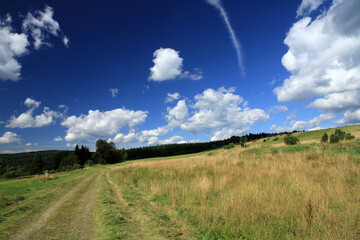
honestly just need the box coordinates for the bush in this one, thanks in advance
[223,143,235,149]
[321,133,328,143]
[84,160,95,167]
[346,133,355,140]
[330,133,340,143]
[334,129,346,140]
[284,134,299,145]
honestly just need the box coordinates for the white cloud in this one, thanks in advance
[53,136,63,142]
[63,36,69,47]
[206,0,244,74]
[66,143,77,148]
[297,0,326,17]
[181,87,268,138]
[25,143,31,146]
[0,131,21,144]
[165,92,181,103]
[159,136,184,145]
[109,88,119,98]
[274,0,360,117]
[149,48,183,81]
[149,48,203,81]
[6,98,61,128]
[22,5,68,49]
[308,90,360,113]
[269,105,288,114]
[61,108,148,142]
[335,109,360,126]
[180,68,203,80]
[0,15,29,81]
[0,6,67,81]
[271,113,335,132]
[111,87,268,144]
[24,97,41,109]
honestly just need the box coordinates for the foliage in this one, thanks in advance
[321,133,328,143]
[330,134,340,143]
[0,158,7,176]
[223,143,235,149]
[29,154,44,175]
[334,128,346,140]
[284,134,300,145]
[94,140,126,164]
[75,145,92,166]
[346,133,355,140]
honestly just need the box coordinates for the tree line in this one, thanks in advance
[0,131,291,179]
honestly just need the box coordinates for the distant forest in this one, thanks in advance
[0,131,293,179]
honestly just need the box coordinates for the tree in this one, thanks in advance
[94,140,125,164]
[0,158,7,176]
[330,134,340,143]
[30,154,44,175]
[334,129,346,140]
[321,133,328,143]
[74,145,91,166]
[284,134,299,145]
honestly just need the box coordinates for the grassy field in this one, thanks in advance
[0,125,359,239]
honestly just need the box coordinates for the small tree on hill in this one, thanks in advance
[284,134,299,145]
[334,129,346,140]
[321,133,328,143]
[330,134,340,143]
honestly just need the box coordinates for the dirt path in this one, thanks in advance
[11,172,100,240]
[103,168,195,240]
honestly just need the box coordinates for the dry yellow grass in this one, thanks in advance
[111,145,360,239]
[33,174,58,182]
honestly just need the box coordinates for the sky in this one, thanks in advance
[0,0,359,153]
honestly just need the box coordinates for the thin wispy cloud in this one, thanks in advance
[206,0,244,75]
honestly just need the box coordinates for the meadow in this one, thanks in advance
[0,125,359,239]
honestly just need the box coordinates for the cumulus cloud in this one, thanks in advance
[308,90,360,113]
[53,136,63,142]
[271,113,335,132]
[111,87,268,144]
[165,92,181,103]
[22,5,68,49]
[6,98,62,128]
[269,105,288,114]
[297,0,326,17]
[0,131,21,144]
[109,88,119,98]
[335,109,360,126]
[206,0,244,74]
[149,48,183,81]
[181,87,268,140]
[0,15,29,81]
[61,108,148,142]
[149,48,203,81]
[274,0,360,117]
[159,136,184,145]
[0,6,68,81]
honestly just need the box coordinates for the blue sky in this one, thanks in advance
[1,0,359,152]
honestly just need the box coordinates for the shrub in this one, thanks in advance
[284,134,299,145]
[346,133,355,140]
[330,133,340,143]
[334,128,346,140]
[321,133,328,143]
[84,160,95,167]
[223,143,235,149]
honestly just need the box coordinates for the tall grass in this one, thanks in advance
[111,145,360,239]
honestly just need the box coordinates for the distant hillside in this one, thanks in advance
[0,150,70,167]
